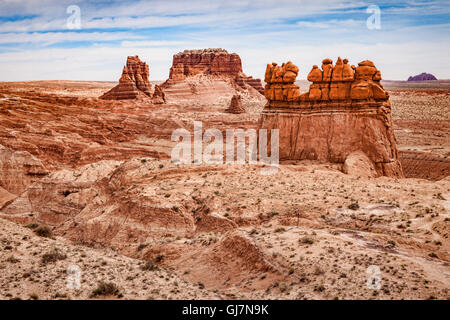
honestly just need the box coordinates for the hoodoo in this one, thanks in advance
[225,94,245,114]
[259,58,403,177]
[100,56,166,103]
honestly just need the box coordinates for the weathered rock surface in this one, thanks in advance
[0,144,48,196]
[1,156,449,299]
[161,49,264,103]
[0,186,15,208]
[260,58,403,177]
[408,73,437,81]
[399,150,450,180]
[225,94,245,114]
[168,48,242,79]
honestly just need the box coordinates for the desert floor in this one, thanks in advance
[0,80,448,300]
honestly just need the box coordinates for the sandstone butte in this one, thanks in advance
[407,72,438,81]
[100,55,166,103]
[260,58,404,178]
[160,48,265,102]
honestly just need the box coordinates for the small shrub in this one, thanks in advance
[91,281,121,298]
[314,284,325,292]
[313,266,325,275]
[137,243,148,251]
[25,223,39,230]
[34,226,52,238]
[275,227,286,233]
[140,261,158,271]
[270,212,279,218]
[6,256,19,263]
[41,249,67,264]
[348,203,359,210]
[300,237,314,245]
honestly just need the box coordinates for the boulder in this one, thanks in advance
[342,151,378,178]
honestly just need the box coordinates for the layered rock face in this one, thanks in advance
[408,73,437,81]
[0,144,48,197]
[225,94,245,114]
[161,49,264,102]
[100,56,165,103]
[260,58,403,177]
[168,48,242,79]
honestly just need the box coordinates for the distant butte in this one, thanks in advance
[407,73,437,81]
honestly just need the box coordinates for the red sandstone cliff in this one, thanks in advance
[260,58,403,178]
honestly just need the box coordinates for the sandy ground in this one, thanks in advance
[0,80,448,300]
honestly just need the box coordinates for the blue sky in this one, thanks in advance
[0,0,449,80]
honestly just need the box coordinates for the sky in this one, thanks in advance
[0,0,449,81]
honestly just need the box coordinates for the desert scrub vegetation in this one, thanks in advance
[27,224,53,238]
[91,281,122,298]
[299,236,315,245]
[140,261,158,271]
[41,249,67,264]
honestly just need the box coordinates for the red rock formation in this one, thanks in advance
[100,56,153,100]
[235,75,265,95]
[168,48,242,79]
[260,58,403,177]
[161,49,264,101]
[225,94,245,114]
[151,84,166,104]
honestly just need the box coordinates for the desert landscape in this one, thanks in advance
[0,48,448,300]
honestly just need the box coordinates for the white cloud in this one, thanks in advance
[0,31,142,45]
[0,40,448,81]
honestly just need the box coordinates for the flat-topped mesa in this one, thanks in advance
[260,57,403,178]
[163,48,264,95]
[168,48,242,79]
[100,56,153,100]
